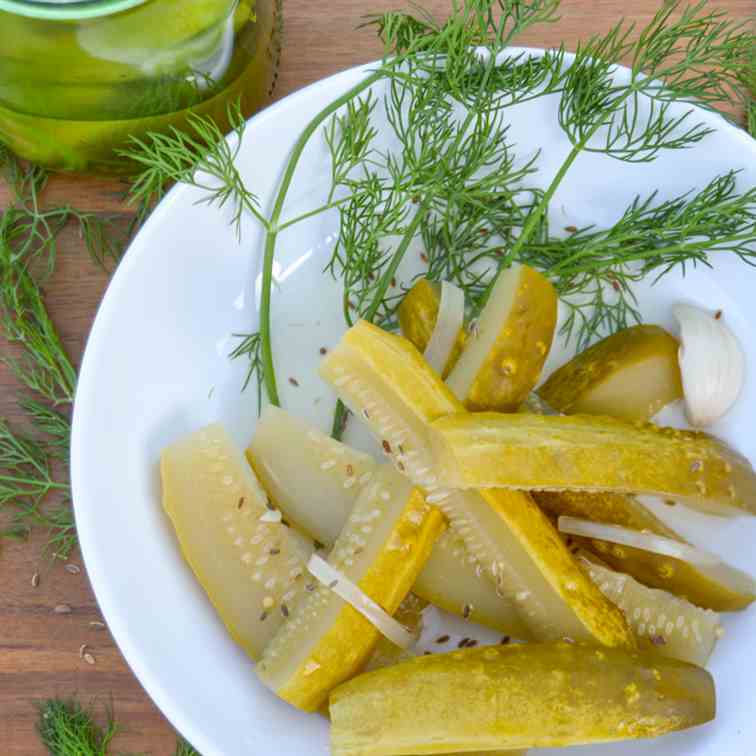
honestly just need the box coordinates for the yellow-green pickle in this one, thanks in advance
[0,0,280,171]
[329,643,715,755]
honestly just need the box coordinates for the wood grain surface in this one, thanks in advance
[0,0,752,754]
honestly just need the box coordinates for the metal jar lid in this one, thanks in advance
[0,0,148,19]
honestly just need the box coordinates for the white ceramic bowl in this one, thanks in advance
[72,55,756,756]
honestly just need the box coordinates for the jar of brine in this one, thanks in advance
[0,0,281,172]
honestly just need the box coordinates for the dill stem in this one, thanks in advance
[260,70,385,406]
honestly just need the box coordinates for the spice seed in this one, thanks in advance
[281,603,289,618]
[319,347,328,355]
[382,440,392,454]
[466,639,478,648]
[346,464,354,476]
[288,377,300,387]
[651,635,667,646]
[238,497,245,509]
[500,636,511,645]
[89,621,106,630]
[435,635,450,644]
[269,548,280,555]
[54,604,72,615]
[31,572,40,588]
[457,638,469,648]
[565,225,578,233]
[79,644,88,659]
[328,580,338,589]
[715,309,723,320]
[65,564,81,575]
[83,653,96,665]
[259,611,269,621]
[462,604,472,619]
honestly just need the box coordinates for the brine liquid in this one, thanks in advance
[0,0,281,172]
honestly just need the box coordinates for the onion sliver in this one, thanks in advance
[307,554,416,649]
[558,516,722,567]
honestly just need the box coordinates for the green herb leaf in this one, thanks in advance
[37,698,118,756]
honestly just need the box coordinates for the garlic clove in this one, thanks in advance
[673,304,745,427]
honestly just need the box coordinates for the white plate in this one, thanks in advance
[71,54,756,756]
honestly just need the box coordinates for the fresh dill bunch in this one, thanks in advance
[120,101,267,237]
[37,698,118,756]
[0,154,82,557]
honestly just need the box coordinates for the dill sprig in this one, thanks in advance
[229,331,264,413]
[521,171,756,348]
[120,101,268,237]
[37,698,118,756]
[0,154,82,558]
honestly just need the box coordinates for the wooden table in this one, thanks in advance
[0,1,751,753]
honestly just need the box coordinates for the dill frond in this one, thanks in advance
[37,698,118,756]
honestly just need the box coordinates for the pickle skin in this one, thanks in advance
[330,642,715,756]
[430,412,756,516]
[257,483,446,712]
[447,264,557,412]
[398,279,466,378]
[538,324,683,421]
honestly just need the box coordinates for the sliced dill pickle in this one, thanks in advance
[430,412,756,515]
[160,424,313,660]
[398,279,466,377]
[248,405,378,544]
[329,642,715,755]
[321,321,634,647]
[446,264,557,411]
[256,467,445,712]
[538,325,683,421]
[537,489,755,610]
[582,559,722,666]
[247,406,527,635]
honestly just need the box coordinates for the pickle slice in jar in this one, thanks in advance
[320,321,634,647]
[582,558,722,666]
[256,467,445,712]
[329,642,715,756]
[160,424,313,660]
[430,412,756,515]
[247,406,527,635]
[537,489,755,610]
[538,324,683,421]
[398,279,466,378]
[446,264,557,411]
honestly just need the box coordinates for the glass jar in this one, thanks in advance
[0,0,281,173]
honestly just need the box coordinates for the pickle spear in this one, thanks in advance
[446,264,557,411]
[330,642,715,755]
[582,558,722,666]
[160,424,313,660]
[398,279,466,378]
[321,321,634,647]
[247,407,528,636]
[538,324,683,420]
[430,412,756,515]
[538,489,756,610]
[256,467,445,712]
